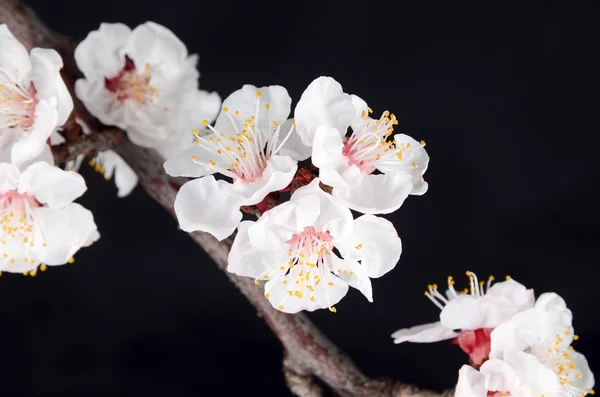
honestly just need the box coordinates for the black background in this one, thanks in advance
[1,0,599,396]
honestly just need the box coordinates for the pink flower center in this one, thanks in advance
[192,98,297,184]
[230,153,266,182]
[342,110,422,174]
[104,57,159,104]
[452,328,493,367]
[0,67,38,130]
[287,227,334,258]
[342,137,377,173]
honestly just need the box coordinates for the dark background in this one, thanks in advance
[1,0,598,395]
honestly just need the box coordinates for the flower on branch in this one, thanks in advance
[227,178,402,313]
[392,272,534,365]
[74,22,221,157]
[294,76,429,214]
[0,161,99,275]
[455,293,595,397]
[165,85,310,241]
[0,24,73,166]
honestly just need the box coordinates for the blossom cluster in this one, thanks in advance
[163,77,429,313]
[0,24,98,275]
[72,24,425,314]
[392,272,595,397]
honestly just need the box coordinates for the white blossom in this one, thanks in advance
[392,272,534,365]
[74,22,220,154]
[455,293,595,397]
[165,84,309,241]
[0,24,73,166]
[227,178,401,313]
[294,76,429,214]
[0,161,98,274]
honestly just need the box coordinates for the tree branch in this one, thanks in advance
[0,2,453,395]
[52,127,126,164]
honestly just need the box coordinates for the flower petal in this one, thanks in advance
[97,150,138,197]
[0,163,20,193]
[18,161,87,208]
[332,172,413,215]
[173,176,242,241]
[83,228,101,247]
[228,221,282,278]
[157,90,222,159]
[215,85,291,135]
[54,71,74,126]
[273,119,312,161]
[0,235,39,273]
[248,195,321,249]
[311,125,347,181]
[337,214,401,278]
[489,292,573,359]
[329,254,372,302]
[29,48,72,125]
[391,321,458,344]
[31,203,98,265]
[374,134,429,195]
[0,24,31,82]
[440,293,530,332]
[0,128,18,163]
[455,365,488,397]
[162,144,222,178]
[11,99,57,166]
[311,125,368,192]
[569,349,595,392]
[74,79,126,129]
[74,22,131,80]
[123,102,170,147]
[294,76,355,146]
[440,295,489,331]
[485,279,535,312]
[499,349,560,396]
[479,358,519,394]
[291,178,353,240]
[265,271,349,314]
[17,145,54,170]
[233,155,297,206]
[28,48,62,96]
[125,22,196,82]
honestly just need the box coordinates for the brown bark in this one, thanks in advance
[0,2,453,395]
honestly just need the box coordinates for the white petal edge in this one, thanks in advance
[455,365,488,397]
[294,76,355,146]
[0,163,20,193]
[31,203,98,265]
[391,321,458,344]
[332,172,413,215]
[337,214,401,278]
[173,176,242,241]
[11,99,57,166]
[74,22,131,80]
[290,178,354,239]
[18,161,87,208]
[227,220,281,278]
[233,155,297,206]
